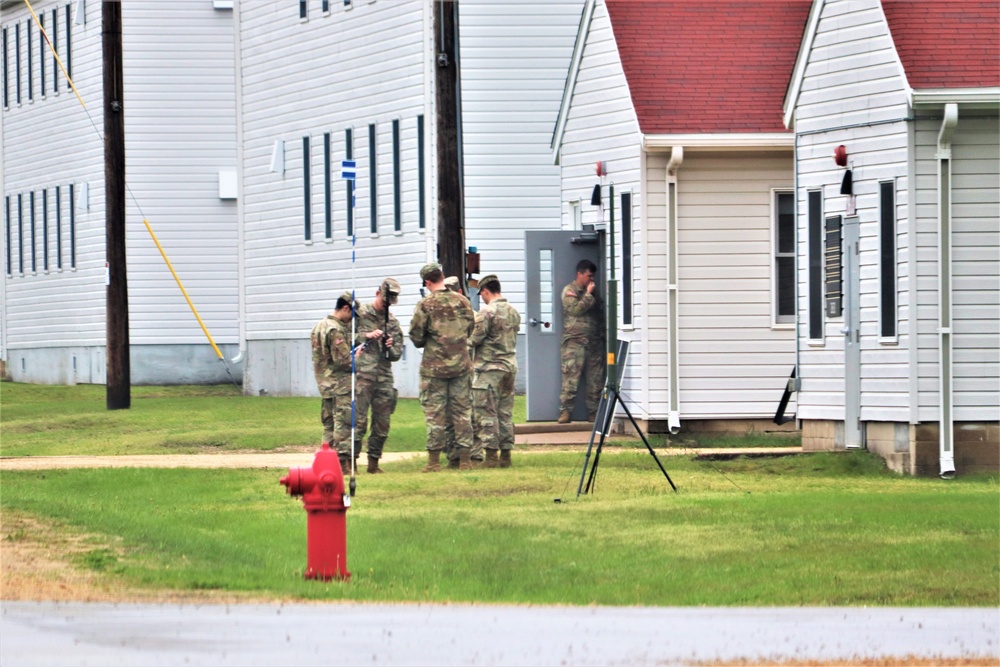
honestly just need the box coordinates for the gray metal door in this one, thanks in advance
[524,230,602,421]
[843,216,863,448]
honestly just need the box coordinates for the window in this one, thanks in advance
[569,201,582,230]
[807,190,823,340]
[29,191,36,273]
[392,119,401,232]
[299,0,307,19]
[38,14,45,95]
[539,249,554,332]
[68,183,75,268]
[302,136,311,241]
[15,23,20,104]
[322,0,330,12]
[417,115,425,229]
[621,192,633,326]
[773,191,795,324]
[345,128,354,237]
[17,193,23,274]
[879,180,897,339]
[26,19,32,102]
[4,196,10,276]
[2,28,7,108]
[51,8,58,93]
[368,123,377,234]
[64,4,71,86]
[55,185,62,269]
[323,132,332,240]
[42,189,48,270]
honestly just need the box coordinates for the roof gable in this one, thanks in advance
[605,0,811,135]
[882,0,1000,89]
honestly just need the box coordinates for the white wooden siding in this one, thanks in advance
[238,0,429,346]
[675,153,796,419]
[460,0,582,318]
[792,0,913,422]
[556,0,649,414]
[2,1,239,358]
[913,116,1000,421]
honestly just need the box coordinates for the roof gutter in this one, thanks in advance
[643,133,794,151]
[936,103,959,479]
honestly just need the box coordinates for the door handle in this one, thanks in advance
[529,318,551,329]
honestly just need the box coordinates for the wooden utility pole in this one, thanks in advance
[434,0,465,282]
[104,0,130,410]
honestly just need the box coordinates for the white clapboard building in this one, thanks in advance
[548,0,810,432]
[784,0,999,475]
[1,0,240,384]
[235,0,583,398]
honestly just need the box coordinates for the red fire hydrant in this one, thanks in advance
[279,443,351,581]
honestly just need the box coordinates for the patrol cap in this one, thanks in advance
[381,278,401,295]
[419,262,443,280]
[443,276,461,292]
[339,290,355,305]
[478,274,499,294]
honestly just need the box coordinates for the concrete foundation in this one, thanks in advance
[625,418,800,437]
[3,345,243,386]
[802,419,999,477]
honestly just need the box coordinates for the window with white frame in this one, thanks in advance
[773,190,795,325]
[879,180,897,339]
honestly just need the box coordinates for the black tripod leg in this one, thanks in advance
[613,389,677,491]
[584,426,610,494]
[577,420,602,498]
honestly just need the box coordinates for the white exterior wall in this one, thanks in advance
[237,1,431,397]
[556,0,649,414]
[675,153,797,418]
[460,0,582,315]
[792,0,912,422]
[913,116,1000,422]
[1,0,238,384]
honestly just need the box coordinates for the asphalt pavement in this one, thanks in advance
[2,601,997,666]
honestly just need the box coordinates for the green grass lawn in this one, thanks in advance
[0,382,793,456]
[0,382,509,456]
[2,452,997,606]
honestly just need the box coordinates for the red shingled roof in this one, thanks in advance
[882,0,1000,89]
[605,0,811,134]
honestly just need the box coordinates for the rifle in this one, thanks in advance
[382,282,391,360]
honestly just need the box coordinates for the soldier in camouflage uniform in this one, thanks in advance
[409,263,476,472]
[442,276,465,467]
[310,292,361,471]
[559,259,605,424]
[469,275,521,468]
[352,278,404,474]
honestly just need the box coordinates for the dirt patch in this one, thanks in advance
[0,511,277,605]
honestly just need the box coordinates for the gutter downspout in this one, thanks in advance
[936,103,958,479]
[666,147,683,434]
[230,0,246,372]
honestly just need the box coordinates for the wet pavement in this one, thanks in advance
[2,601,997,666]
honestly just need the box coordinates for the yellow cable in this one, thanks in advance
[23,0,86,110]
[142,220,224,361]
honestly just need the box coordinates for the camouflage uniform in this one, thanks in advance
[559,281,606,416]
[409,286,476,454]
[352,301,403,459]
[311,312,353,448]
[470,296,520,459]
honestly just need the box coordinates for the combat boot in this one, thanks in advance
[338,453,351,474]
[458,448,473,471]
[447,457,460,470]
[483,449,500,468]
[366,455,384,474]
[421,450,441,473]
[557,411,571,424]
[500,449,512,468]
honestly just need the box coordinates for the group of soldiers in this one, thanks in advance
[310,259,604,475]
